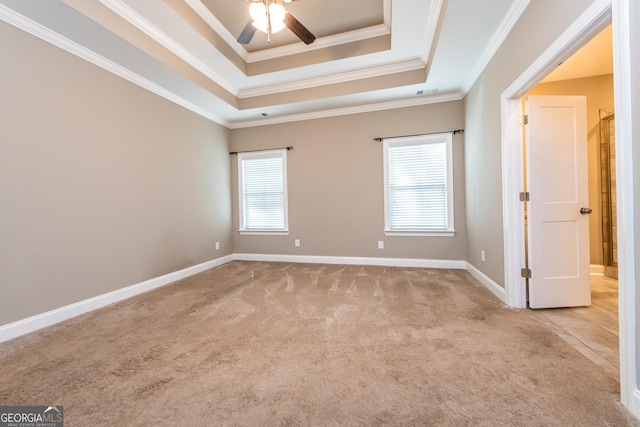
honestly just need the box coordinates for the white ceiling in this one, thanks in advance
[0,0,532,128]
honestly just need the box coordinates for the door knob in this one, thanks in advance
[580,207,593,215]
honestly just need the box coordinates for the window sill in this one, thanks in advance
[384,230,456,237]
[238,229,289,236]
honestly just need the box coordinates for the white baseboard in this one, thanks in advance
[590,264,605,275]
[628,389,640,421]
[466,262,506,303]
[233,253,467,269]
[0,254,490,343]
[236,254,505,304]
[0,254,234,343]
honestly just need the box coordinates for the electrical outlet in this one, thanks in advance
[480,250,485,262]
[295,239,300,247]
[215,242,220,250]
[378,240,384,249]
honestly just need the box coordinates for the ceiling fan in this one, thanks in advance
[237,0,316,45]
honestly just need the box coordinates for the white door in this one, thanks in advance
[526,95,591,308]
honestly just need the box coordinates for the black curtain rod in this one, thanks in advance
[229,146,293,155]
[373,129,464,142]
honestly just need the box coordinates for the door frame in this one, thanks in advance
[500,0,640,416]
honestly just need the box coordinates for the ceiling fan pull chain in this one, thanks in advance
[266,0,272,43]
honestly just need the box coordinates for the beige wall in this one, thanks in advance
[230,102,467,260]
[464,0,600,287]
[0,21,233,326]
[527,74,615,265]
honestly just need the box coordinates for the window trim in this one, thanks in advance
[237,148,289,235]
[383,133,455,237]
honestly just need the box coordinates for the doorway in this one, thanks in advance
[498,0,638,408]
[525,23,615,293]
[518,24,618,376]
[500,5,615,308]
[522,82,619,381]
[501,0,638,416]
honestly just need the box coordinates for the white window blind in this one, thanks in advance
[238,149,288,234]
[384,133,454,235]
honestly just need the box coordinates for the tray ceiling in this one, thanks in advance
[0,0,530,128]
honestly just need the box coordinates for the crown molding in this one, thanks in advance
[110,0,393,99]
[100,0,238,96]
[461,0,530,95]
[239,58,426,98]
[420,0,445,64]
[187,0,392,64]
[0,3,230,127]
[0,3,461,131]
[246,24,390,63]
[228,91,463,129]
[184,0,248,59]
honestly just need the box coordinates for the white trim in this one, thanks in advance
[237,149,289,233]
[238,230,290,236]
[185,0,392,63]
[384,231,455,237]
[612,0,639,416]
[499,0,640,418]
[233,253,467,269]
[500,95,528,308]
[0,4,230,127]
[501,0,612,308]
[0,253,474,344]
[0,2,457,130]
[420,0,445,65]
[503,0,611,100]
[590,264,605,275]
[466,262,506,303]
[183,0,246,57]
[632,390,640,421]
[100,0,238,96]
[0,255,234,343]
[229,91,464,129]
[461,0,531,94]
[383,132,455,235]
[234,254,505,304]
[239,59,425,99]
[246,24,390,63]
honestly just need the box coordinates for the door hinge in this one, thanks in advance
[518,115,529,125]
[519,191,530,202]
[521,268,532,279]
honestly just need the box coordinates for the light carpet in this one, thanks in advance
[0,261,637,425]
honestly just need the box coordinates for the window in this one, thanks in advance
[238,149,288,235]
[383,133,454,236]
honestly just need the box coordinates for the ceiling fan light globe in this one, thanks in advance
[269,3,286,33]
[270,21,286,33]
[249,2,266,22]
[252,19,268,33]
[250,2,286,34]
[269,3,286,23]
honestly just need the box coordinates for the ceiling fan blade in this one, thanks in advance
[237,19,256,44]
[284,13,316,45]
